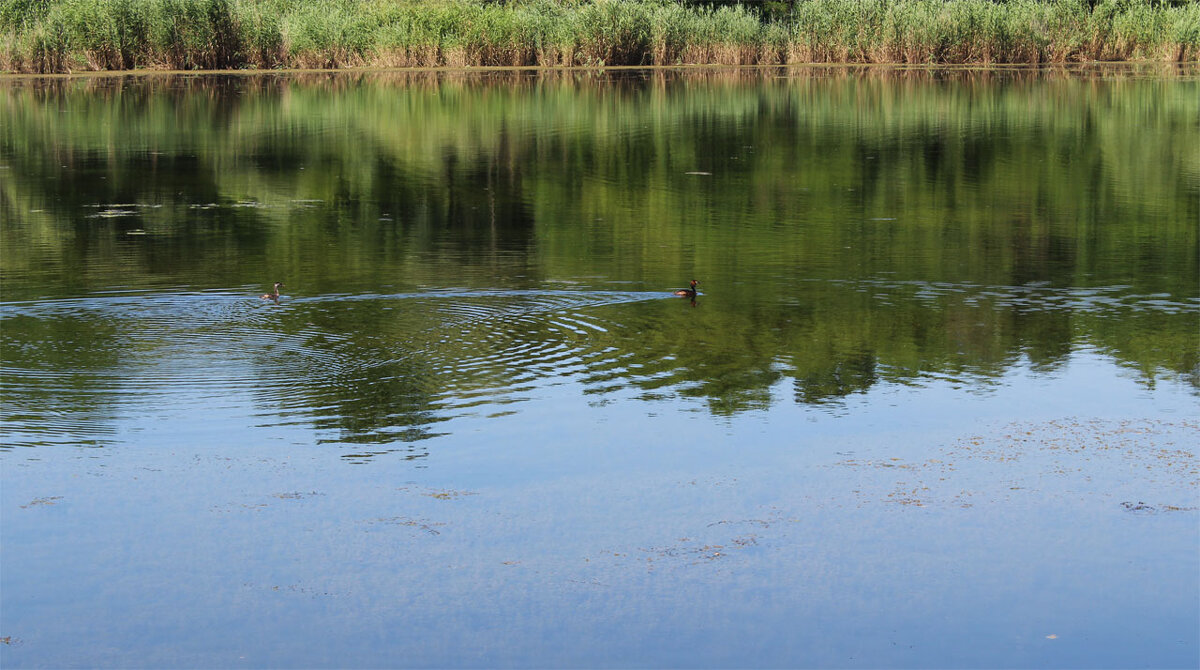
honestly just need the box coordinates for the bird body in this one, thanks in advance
[673,279,699,297]
[260,282,284,301]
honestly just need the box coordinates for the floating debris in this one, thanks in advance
[365,517,444,535]
[706,518,771,529]
[397,486,478,500]
[1118,501,1195,514]
[828,418,1197,510]
[271,491,324,500]
[211,502,269,513]
[243,581,340,599]
[20,496,63,508]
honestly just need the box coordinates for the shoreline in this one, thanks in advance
[3,60,1198,80]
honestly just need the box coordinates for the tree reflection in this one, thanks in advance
[1,67,1196,450]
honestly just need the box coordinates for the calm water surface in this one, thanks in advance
[1,66,1197,668]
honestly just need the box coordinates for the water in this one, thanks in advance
[1,66,1197,668]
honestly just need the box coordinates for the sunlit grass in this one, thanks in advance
[2,0,1198,73]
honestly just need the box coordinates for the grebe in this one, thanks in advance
[260,282,284,301]
[673,279,699,297]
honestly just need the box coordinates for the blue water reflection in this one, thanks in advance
[4,346,1196,667]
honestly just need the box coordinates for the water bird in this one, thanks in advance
[673,280,699,298]
[260,282,284,301]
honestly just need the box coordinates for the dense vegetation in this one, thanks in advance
[2,0,1198,73]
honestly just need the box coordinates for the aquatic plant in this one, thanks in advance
[1,0,1197,73]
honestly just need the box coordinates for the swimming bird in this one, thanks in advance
[673,279,699,297]
[260,282,284,301]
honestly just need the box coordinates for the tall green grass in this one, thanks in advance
[2,0,1197,73]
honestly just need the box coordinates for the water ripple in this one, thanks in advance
[827,279,1196,315]
[1,288,672,449]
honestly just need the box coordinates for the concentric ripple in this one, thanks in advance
[0,288,688,450]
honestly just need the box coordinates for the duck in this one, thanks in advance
[260,281,284,301]
[673,279,699,297]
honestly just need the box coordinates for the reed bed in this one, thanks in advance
[2,0,1197,73]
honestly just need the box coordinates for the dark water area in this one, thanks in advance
[1,66,1197,668]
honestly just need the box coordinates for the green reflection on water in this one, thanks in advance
[1,67,1196,443]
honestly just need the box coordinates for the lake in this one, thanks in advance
[1,65,1197,668]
